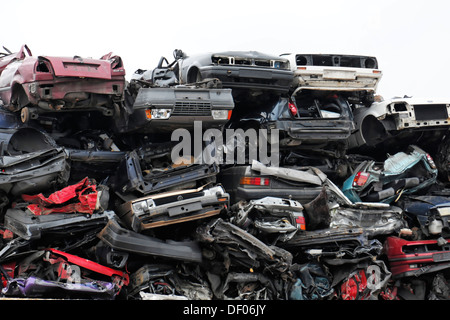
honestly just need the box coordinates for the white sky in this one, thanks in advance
[2,0,450,100]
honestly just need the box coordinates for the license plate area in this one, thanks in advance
[433,251,450,262]
[323,70,356,80]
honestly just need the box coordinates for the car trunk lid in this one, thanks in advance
[41,56,112,79]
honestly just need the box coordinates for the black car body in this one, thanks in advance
[0,125,69,197]
[228,90,355,161]
[218,160,327,205]
[117,82,234,135]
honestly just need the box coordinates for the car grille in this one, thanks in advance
[172,101,211,116]
[414,104,448,121]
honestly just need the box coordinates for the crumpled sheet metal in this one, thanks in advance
[337,260,392,300]
[2,276,118,299]
[197,218,292,271]
[289,262,334,300]
[4,208,112,240]
[251,160,327,186]
[330,204,407,237]
[1,248,129,299]
[97,219,203,263]
[21,177,103,215]
[230,196,305,242]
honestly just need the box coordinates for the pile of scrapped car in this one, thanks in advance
[1,45,450,300]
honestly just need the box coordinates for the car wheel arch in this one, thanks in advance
[186,66,202,83]
[10,82,29,111]
[360,114,388,146]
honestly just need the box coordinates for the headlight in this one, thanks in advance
[437,207,450,216]
[132,198,155,215]
[147,109,172,120]
[212,110,231,120]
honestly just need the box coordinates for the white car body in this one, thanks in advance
[349,97,450,149]
[281,53,382,95]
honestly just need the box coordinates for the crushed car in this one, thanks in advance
[119,85,234,134]
[1,248,129,299]
[218,160,328,205]
[0,125,70,201]
[342,145,438,204]
[226,90,355,161]
[2,43,450,302]
[173,49,294,94]
[399,195,450,239]
[0,45,125,122]
[384,236,450,279]
[118,66,235,135]
[349,96,450,151]
[281,53,382,106]
[115,185,229,232]
[348,96,450,179]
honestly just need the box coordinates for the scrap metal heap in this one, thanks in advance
[1,46,450,300]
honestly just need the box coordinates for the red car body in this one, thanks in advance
[0,45,125,121]
[384,236,450,278]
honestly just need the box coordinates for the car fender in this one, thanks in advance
[350,103,390,148]
[178,53,212,83]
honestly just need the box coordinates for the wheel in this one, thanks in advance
[20,107,30,123]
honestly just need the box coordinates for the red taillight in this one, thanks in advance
[352,172,370,187]
[296,216,306,230]
[288,101,298,117]
[426,153,436,169]
[240,177,270,186]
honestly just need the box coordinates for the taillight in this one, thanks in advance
[426,153,436,169]
[295,216,306,231]
[288,101,298,117]
[352,172,370,187]
[239,177,270,186]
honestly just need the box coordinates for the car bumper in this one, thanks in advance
[25,78,125,102]
[115,185,229,232]
[97,219,203,263]
[199,66,293,92]
[385,236,450,278]
[271,119,355,143]
[235,186,322,203]
[124,112,229,133]
[294,69,381,91]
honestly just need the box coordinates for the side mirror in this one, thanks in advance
[173,49,185,60]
